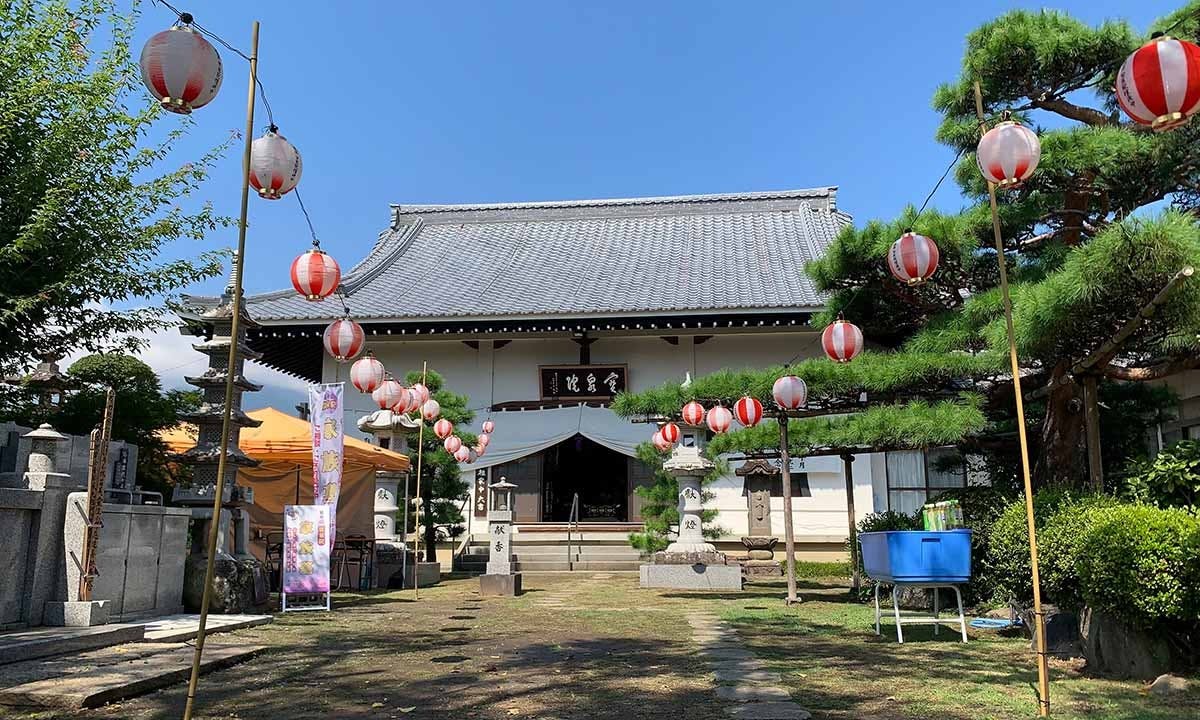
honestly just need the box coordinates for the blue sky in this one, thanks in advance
[121,0,1183,404]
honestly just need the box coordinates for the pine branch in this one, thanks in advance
[1030,95,1113,127]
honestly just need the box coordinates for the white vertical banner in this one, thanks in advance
[282,504,331,594]
[310,383,345,539]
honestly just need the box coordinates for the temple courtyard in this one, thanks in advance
[4,572,1195,720]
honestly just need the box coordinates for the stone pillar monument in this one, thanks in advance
[172,273,268,613]
[480,478,522,596]
[736,459,783,578]
[640,430,742,590]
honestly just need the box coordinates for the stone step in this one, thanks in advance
[140,613,273,643]
[0,624,145,666]
[0,641,264,709]
[513,560,642,572]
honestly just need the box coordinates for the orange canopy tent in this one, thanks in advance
[161,407,409,560]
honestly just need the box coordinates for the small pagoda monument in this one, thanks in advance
[172,263,268,612]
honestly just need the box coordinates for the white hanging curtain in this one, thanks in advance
[463,405,648,470]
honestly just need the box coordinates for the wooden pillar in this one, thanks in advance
[1082,375,1104,491]
[778,417,799,605]
[842,452,860,593]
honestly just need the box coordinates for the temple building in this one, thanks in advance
[184,188,973,562]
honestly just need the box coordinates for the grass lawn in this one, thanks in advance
[9,572,1196,719]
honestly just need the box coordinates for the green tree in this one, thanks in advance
[803,4,1200,487]
[2,353,199,496]
[401,370,474,563]
[0,0,231,376]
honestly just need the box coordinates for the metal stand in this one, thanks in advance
[873,582,967,643]
[281,591,331,613]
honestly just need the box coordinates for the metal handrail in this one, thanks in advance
[566,492,580,571]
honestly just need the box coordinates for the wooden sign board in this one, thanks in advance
[539,364,628,401]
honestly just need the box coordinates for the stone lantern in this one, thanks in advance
[640,428,742,590]
[480,477,521,596]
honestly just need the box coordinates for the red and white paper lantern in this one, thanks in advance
[349,353,384,393]
[681,401,706,426]
[706,406,733,434]
[477,433,490,448]
[139,23,222,114]
[421,399,441,421]
[474,444,486,457]
[1116,35,1200,132]
[651,430,672,453]
[481,419,495,434]
[976,121,1041,189]
[401,388,420,414]
[888,232,940,285]
[249,128,302,200]
[322,318,364,362]
[443,435,462,453]
[734,396,763,427]
[412,383,431,406]
[822,319,864,363]
[372,378,404,410]
[772,376,808,410]
[453,446,471,463]
[660,422,681,444]
[290,249,341,301]
[433,418,454,440]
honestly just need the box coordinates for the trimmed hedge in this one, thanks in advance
[1076,504,1200,630]
[987,491,1200,644]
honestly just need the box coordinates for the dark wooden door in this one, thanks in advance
[495,453,542,523]
[627,457,657,522]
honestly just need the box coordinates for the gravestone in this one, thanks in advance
[736,460,783,578]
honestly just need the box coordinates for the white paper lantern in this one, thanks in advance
[250,128,302,200]
[139,21,222,114]
[421,399,441,421]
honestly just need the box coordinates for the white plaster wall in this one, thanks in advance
[322,330,887,538]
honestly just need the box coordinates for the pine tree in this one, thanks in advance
[401,369,474,563]
[617,5,1200,490]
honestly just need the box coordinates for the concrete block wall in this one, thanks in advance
[64,495,190,621]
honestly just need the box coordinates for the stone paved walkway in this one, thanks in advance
[687,612,811,720]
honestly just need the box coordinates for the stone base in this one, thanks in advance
[182,554,270,614]
[386,562,441,589]
[43,600,109,627]
[1080,607,1175,679]
[652,550,731,566]
[640,563,743,591]
[742,560,783,578]
[479,573,523,597]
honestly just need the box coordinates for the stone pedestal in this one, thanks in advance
[43,600,109,627]
[740,537,783,578]
[480,498,522,596]
[640,442,741,591]
[480,573,522,597]
[183,554,269,613]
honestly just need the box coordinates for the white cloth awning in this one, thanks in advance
[462,405,648,470]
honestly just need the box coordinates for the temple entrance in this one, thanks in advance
[541,434,629,522]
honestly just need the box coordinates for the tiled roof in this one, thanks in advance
[209,188,849,323]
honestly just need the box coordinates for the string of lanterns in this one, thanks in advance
[140,7,1195,468]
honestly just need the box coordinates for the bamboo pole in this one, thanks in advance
[182,21,258,720]
[973,80,1051,718]
[777,416,799,605]
[412,361,428,599]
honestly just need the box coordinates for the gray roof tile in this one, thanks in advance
[219,188,849,323]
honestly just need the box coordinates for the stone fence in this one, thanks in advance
[0,424,186,629]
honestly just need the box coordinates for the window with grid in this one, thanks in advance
[885,448,967,514]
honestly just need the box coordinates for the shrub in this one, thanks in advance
[1076,504,1200,630]
[984,489,1075,605]
[1120,440,1200,509]
[1037,495,1121,611]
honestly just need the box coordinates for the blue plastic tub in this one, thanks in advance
[858,530,973,583]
